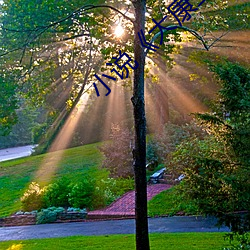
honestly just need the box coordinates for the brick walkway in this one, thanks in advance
[88,184,171,219]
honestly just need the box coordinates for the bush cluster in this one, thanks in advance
[35,206,88,224]
[21,176,134,212]
[21,178,94,212]
[20,182,46,212]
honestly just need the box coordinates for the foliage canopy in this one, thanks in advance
[168,61,250,233]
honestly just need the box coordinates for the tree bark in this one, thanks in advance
[132,1,150,250]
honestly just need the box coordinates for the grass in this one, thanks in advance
[0,140,199,218]
[148,186,199,217]
[0,233,231,250]
[0,143,104,217]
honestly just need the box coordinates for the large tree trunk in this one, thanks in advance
[132,1,150,250]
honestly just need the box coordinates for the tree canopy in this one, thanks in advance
[0,0,242,121]
[168,61,250,233]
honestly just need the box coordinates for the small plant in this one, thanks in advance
[67,207,87,213]
[93,178,117,208]
[68,180,94,209]
[99,124,134,178]
[43,177,71,208]
[223,233,250,250]
[21,182,45,211]
[36,209,56,224]
[93,177,134,209]
[36,206,64,224]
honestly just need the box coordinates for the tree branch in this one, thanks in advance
[1,4,134,33]
[38,4,134,30]
[145,25,229,56]
[55,33,91,43]
[0,4,134,57]
[83,5,134,23]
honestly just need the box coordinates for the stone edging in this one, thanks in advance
[0,212,87,227]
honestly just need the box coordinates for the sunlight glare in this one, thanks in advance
[114,24,124,37]
[35,92,90,184]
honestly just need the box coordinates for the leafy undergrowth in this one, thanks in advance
[206,2,250,30]
[0,233,230,250]
[148,186,199,217]
[0,143,105,217]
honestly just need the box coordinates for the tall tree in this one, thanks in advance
[132,1,149,249]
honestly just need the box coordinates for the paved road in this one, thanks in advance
[0,145,37,162]
[0,216,229,241]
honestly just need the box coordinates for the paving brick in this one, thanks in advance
[88,184,171,219]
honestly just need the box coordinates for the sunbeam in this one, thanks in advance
[34,44,220,184]
[35,92,90,184]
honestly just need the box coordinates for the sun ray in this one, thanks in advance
[35,92,90,184]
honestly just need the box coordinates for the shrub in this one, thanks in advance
[21,182,45,211]
[223,233,250,250]
[36,206,64,224]
[92,178,117,209]
[147,122,205,166]
[146,141,159,171]
[113,177,134,197]
[68,180,94,209]
[93,177,134,209]
[37,209,58,224]
[32,123,47,144]
[43,177,71,208]
[99,124,134,178]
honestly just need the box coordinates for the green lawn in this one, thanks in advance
[0,233,230,250]
[0,141,203,218]
[0,143,104,217]
[148,186,199,217]
[1,140,182,219]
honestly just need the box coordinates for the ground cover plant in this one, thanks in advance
[0,233,232,250]
[36,206,65,224]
